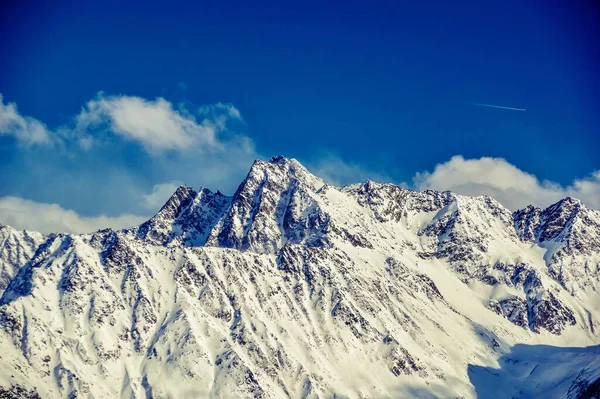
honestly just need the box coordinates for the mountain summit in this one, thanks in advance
[1,157,599,398]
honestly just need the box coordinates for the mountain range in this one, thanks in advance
[0,156,599,398]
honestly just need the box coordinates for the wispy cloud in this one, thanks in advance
[305,154,400,187]
[141,182,183,210]
[466,102,526,111]
[0,94,52,145]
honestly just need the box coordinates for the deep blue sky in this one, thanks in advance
[1,0,599,220]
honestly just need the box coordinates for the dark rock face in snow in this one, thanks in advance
[0,225,45,293]
[514,197,600,292]
[0,156,599,398]
[132,185,230,247]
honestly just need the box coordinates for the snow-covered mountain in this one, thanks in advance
[1,156,599,398]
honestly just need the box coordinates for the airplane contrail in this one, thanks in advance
[466,102,526,111]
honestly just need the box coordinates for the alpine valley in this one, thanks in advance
[1,156,599,399]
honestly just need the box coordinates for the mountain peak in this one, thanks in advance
[246,156,324,192]
[268,155,289,164]
[203,156,329,253]
[513,196,587,244]
[562,196,583,204]
[132,185,230,246]
[551,196,584,210]
[540,196,586,234]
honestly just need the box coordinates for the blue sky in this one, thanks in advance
[1,1,599,232]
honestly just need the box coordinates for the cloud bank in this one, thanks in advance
[0,92,259,233]
[0,196,146,234]
[414,155,600,210]
[1,93,598,234]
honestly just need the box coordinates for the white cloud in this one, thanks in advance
[306,154,399,187]
[141,182,182,210]
[0,196,147,234]
[0,93,244,154]
[0,93,259,233]
[3,91,598,236]
[414,155,600,210]
[567,171,600,209]
[196,102,243,121]
[0,94,51,145]
[75,94,234,152]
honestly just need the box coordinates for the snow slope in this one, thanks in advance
[0,156,599,398]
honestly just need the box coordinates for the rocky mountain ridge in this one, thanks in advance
[0,156,599,398]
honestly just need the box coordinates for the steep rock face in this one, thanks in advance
[341,181,455,226]
[0,225,45,294]
[0,156,599,399]
[487,264,577,335]
[132,185,230,246]
[0,231,464,398]
[342,182,520,278]
[514,198,600,292]
[488,295,529,329]
[513,204,542,242]
[343,181,579,335]
[416,195,518,271]
[569,373,600,399]
[205,157,329,253]
[522,270,576,334]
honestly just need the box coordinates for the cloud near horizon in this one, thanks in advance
[1,93,599,233]
[0,92,260,233]
[141,182,183,210]
[0,196,146,234]
[2,155,599,233]
[0,179,199,234]
[414,155,600,210]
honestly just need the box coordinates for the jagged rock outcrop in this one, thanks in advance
[514,197,600,293]
[132,185,230,246]
[0,225,45,294]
